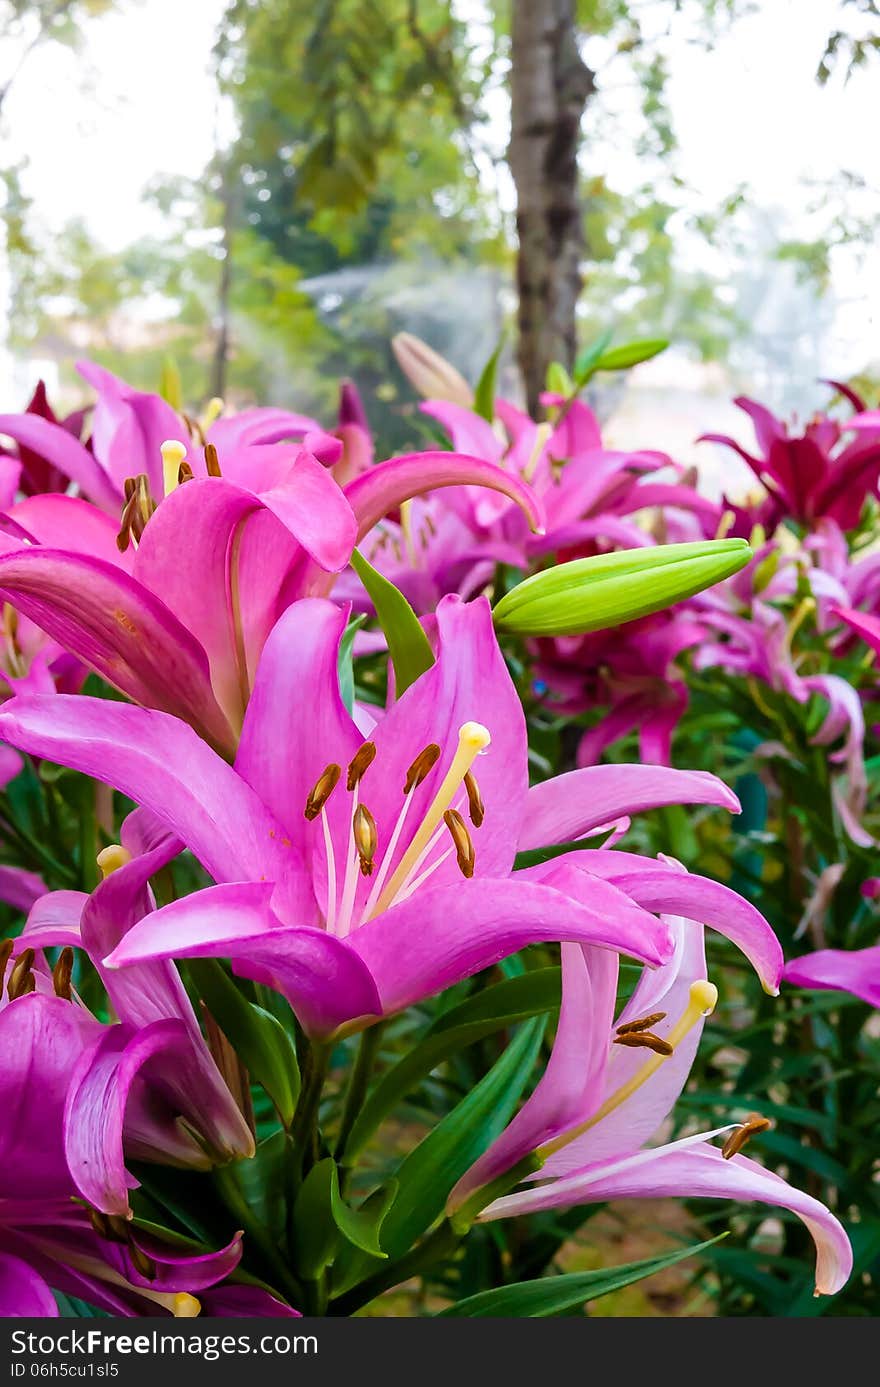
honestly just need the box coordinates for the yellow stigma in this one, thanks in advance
[161,439,188,497]
[539,978,718,1160]
[172,1292,201,1318]
[368,722,490,917]
[97,844,133,879]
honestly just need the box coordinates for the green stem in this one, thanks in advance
[336,1024,384,1168]
[212,1163,301,1303]
[331,1220,460,1316]
[289,1041,330,1176]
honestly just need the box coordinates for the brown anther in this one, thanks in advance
[88,1208,112,1240]
[304,763,341,820]
[116,474,156,552]
[128,1243,157,1281]
[443,809,475,879]
[463,770,485,828]
[721,1112,773,1160]
[404,743,441,793]
[615,1011,668,1036]
[177,460,195,485]
[353,804,378,876]
[7,947,35,1000]
[204,442,222,477]
[88,1207,130,1244]
[346,741,377,791]
[613,1031,674,1056]
[52,946,74,1001]
[0,937,14,990]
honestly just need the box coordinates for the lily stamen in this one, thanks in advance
[347,742,377,790]
[0,937,13,991]
[404,743,441,793]
[52,946,75,1001]
[172,1293,202,1317]
[616,1011,667,1035]
[7,947,35,1001]
[722,1112,773,1160]
[353,804,378,876]
[304,764,341,821]
[539,980,718,1159]
[463,770,485,828]
[204,442,222,478]
[368,722,490,918]
[613,1031,673,1055]
[444,808,475,878]
[177,460,194,485]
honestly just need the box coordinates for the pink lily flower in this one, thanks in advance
[0,595,780,1038]
[0,984,292,1317]
[700,391,880,532]
[450,920,851,1298]
[0,372,544,754]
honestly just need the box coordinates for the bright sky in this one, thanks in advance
[0,0,876,402]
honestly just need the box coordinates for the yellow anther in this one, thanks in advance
[161,439,188,497]
[172,1292,201,1318]
[97,845,133,879]
[369,722,490,917]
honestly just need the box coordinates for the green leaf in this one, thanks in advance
[379,1017,545,1259]
[594,337,668,373]
[338,613,367,714]
[350,549,434,696]
[545,361,574,396]
[473,334,505,422]
[330,1181,399,1297]
[342,973,560,1161]
[438,1235,726,1316]
[573,327,615,384]
[292,1159,391,1280]
[186,959,300,1126]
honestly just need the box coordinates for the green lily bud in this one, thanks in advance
[492,538,752,637]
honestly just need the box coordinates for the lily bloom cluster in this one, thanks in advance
[0,354,857,1318]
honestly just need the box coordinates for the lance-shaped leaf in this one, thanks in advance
[350,549,435,696]
[492,539,752,637]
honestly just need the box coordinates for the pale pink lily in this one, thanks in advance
[0,595,779,1038]
[450,920,851,1298]
[784,946,880,1009]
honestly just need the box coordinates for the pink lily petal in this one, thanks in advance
[0,696,309,920]
[0,994,100,1200]
[64,1019,209,1216]
[23,890,87,950]
[449,943,619,1209]
[519,765,740,852]
[76,360,187,499]
[486,1141,851,1297]
[6,494,134,571]
[564,851,783,994]
[0,551,235,754]
[208,407,320,451]
[103,882,383,1039]
[256,447,357,572]
[344,451,546,544]
[784,946,880,1008]
[0,865,48,912]
[0,412,120,511]
[350,873,672,1017]
[0,1252,59,1316]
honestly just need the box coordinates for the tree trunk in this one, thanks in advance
[509,0,594,415]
